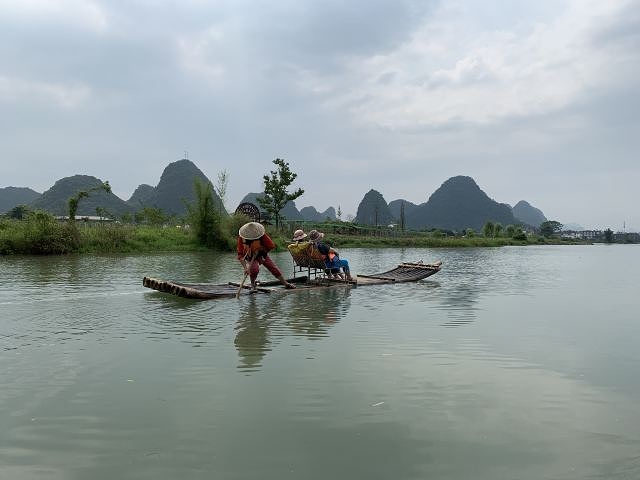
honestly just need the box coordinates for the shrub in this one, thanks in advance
[184,178,227,249]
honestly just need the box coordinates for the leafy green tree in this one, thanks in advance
[482,221,495,237]
[493,223,503,237]
[68,181,111,222]
[512,226,526,241]
[400,201,406,232]
[8,205,32,220]
[540,220,563,237]
[504,224,516,237]
[214,169,229,214]
[136,207,167,226]
[120,212,133,223]
[465,228,476,237]
[95,207,113,219]
[257,158,304,229]
[337,205,342,221]
[604,228,614,243]
[184,178,225,248]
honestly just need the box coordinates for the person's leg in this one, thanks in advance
[249,259,260,288]
[262,256,296,288]
[339,259,352,280]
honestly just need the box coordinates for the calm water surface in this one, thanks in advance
[1,246,639,479]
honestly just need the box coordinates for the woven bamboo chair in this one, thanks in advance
[287,243,327,280]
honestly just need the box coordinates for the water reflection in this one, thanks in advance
[437,283,481,327]
[235,287,352,371]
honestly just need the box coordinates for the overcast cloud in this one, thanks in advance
[1,0,638,228]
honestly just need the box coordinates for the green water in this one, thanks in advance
[1,246,639,479]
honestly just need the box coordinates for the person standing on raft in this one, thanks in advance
[237,222,296,290]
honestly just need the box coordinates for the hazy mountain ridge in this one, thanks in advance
[299,206,336,221]
[512,200,547,227]
[140,160,224,216]
[354,189,395,225]
[30,175,132,216]
[406,176,517,231]
[388,199,420,221]
[127,184,155,208]
[0,187,41,214]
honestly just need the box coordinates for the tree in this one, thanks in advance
[604,228,614,243]
[257,158,304,229]
[512,226,526,241]
[540,220,563,237]
[337,205,342,221]
[135,207,167,225]
[400,201,406,232]
[95,207,113,219]
[465,228,475,237]
[68,181,111,222]
[493,223,503,237]
[7,204,31,219]
[482,221,495,237]
[214,169,229,214]
[504,224,516,237]
[184,178,225,248]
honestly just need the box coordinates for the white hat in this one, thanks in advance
[239,222,265,240]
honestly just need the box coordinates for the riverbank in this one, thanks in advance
[0,219,205,255]
[269,233,590,249]
[0,218,591,255]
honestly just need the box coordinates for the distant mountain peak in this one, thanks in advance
[354,189,395,225]
[512,200,547,227]
[141,159,223,216]
[0,186,42,214]
[406,175,516,231]
[30,174,131,216]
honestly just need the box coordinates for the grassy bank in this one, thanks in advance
[269,232,589,250]
[0,218,204,255]
[1,215,588,256]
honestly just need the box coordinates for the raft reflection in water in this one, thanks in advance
[234,287,352,371]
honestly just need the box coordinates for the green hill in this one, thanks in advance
[0,187,41,214]
[354,189,395,225]
[299,206,336,221]
[127,184,155,208]
[30,175,131,216]
[141,159,224,216]
[388,199,419,221]
[512,200,547,227]
[407,176,517,231]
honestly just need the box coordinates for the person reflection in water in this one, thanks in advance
[234,288,352,371]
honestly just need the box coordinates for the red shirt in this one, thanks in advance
[237,233,276,260]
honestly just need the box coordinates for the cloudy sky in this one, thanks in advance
[1,0,638,228]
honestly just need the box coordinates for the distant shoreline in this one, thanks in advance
[0,220,603,256]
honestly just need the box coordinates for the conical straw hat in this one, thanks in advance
[239,222,265,240]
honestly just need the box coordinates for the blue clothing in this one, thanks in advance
[325,256,350,274]
[314,241,350,274]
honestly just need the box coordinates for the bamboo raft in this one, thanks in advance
[143,261,441,300]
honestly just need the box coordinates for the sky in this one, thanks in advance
[0,0,638,229]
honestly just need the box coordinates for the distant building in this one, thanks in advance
[561,230,603,240]
[54,215,114,222]
[614,232,640,243]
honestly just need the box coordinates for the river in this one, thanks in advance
[1,245,639,479]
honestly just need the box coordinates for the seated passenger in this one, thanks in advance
[292,229,308,244]
[308,229,352,281]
